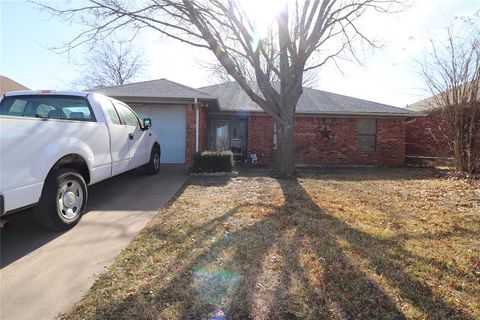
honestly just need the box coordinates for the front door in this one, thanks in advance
[212,120,230,151]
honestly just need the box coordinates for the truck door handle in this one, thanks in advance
[128,133,134,140]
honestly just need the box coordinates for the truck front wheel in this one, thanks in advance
[145,145,161,175]
[36,169,87,230]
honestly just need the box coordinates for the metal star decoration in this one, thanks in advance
[319,125,332,140]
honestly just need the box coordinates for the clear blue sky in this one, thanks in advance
[1,0,479,107]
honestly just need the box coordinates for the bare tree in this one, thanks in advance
[37,0,404,175]
[420,27,480,175]
[75,39,145,89]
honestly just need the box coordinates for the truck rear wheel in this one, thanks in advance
[145,145,161,175]
[36,169,87,230]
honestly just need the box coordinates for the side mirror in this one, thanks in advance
[143,117,152,128]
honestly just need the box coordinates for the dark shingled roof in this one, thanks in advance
[90,78,214,100]
[200,81,418,117]
[407,82,480,112]
[90,78,418,117]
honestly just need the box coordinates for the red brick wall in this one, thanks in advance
[372,118,405,166]
[247,115,275,165]
[186,104,208,165]
[377,118,407,165]
[294,117,405,166]
[405,114,452,157]
[247,115,406,166]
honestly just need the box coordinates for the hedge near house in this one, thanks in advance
[192,151,234,173]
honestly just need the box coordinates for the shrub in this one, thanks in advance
[192,151,234,173]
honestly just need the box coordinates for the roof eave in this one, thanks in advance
[296,111,424,117]
[103,95,216,105]
[215,108,423,117]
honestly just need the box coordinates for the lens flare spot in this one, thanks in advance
[193,267,241,310]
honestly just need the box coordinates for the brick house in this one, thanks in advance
[405,94,480,159]
[94,79,418,166]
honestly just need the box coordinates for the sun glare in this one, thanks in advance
[238,0,287,46]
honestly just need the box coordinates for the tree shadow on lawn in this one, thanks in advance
[85,177,472,320]
[297,166,445,182]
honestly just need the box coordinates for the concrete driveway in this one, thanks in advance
[0,165,188,320]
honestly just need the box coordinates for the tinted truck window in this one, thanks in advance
[114,102,140,127]
[103,101,122,125]
[0,95,96,122]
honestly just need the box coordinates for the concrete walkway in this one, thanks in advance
[0,165,188,320]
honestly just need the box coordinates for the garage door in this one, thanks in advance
[133,105,186,164]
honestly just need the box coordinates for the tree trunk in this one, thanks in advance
[454,138,464,172]
[272,3,296,177]
[273,113,296,176]
[466,110,479,175]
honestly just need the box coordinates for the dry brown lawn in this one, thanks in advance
[64,167,480,320]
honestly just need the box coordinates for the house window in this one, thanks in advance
[273,122,278,149]
[357,119,377,152]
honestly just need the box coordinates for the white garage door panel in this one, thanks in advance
[133,106,186,164]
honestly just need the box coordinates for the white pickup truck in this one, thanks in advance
[0,91,161,230]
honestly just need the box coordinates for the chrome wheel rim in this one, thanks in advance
[154,152,160,171]
[58,179,83,220]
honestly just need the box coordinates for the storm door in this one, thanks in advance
[212,120,230,151]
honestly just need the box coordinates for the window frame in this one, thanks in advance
[356,118,377,152]
[0,94,97,122]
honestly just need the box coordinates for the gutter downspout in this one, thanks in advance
[195,98,199,152]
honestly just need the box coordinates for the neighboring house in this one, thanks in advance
[406,88,480,159]
[405,97,452,158]
[0,75,29,95]
[94,79,418,166]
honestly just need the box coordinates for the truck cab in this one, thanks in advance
[0,91,161,230]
